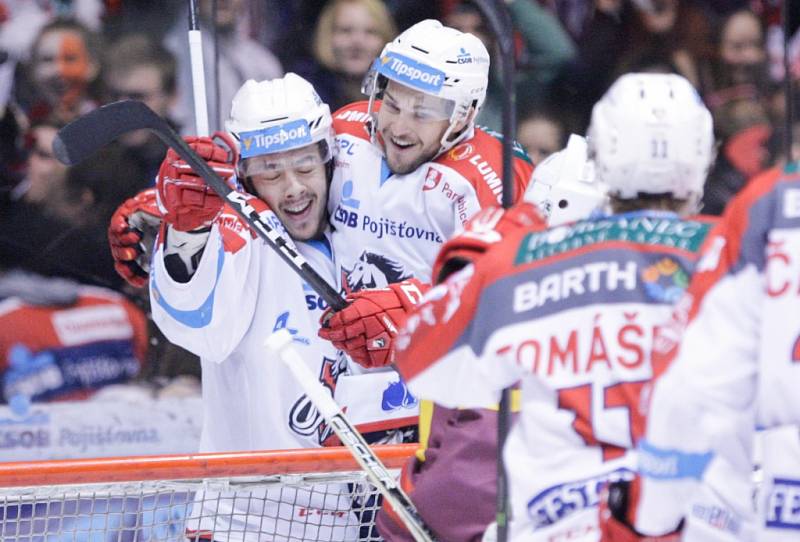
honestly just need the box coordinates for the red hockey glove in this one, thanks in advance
[156,132,238,232]
[599,481,681,542]
[108,187,163,288]
[432,202,545,283]
[319,278,429,368]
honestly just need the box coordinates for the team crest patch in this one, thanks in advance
[641,258,688,303]
[288,353,348,445]
[423,167,442,191]
[341,251,411,293]
[448,142,473,161]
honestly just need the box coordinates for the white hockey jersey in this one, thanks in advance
[328,101,533,291]
[633,167,800,541]
[394,208,714,541]
[150,206,359,542]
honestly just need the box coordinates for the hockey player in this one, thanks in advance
[315,19,535,541]
[320,17,532,375]
[129,74,362,541]
[375,134,606,542]
[391,72,716,541]
[599,163,800,541]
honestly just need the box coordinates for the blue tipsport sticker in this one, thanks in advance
[375,52,445,94]
[239,119,312,158]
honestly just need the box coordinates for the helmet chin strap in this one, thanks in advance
[436,106,477,157]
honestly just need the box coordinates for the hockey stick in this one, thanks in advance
[52,99,348,311]
[265,329,436,542]
[188,0,210,136]
[469,2,516,540]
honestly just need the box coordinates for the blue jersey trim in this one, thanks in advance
[305,237,333,260]
[638,439,713,481]
[151,242,225,329]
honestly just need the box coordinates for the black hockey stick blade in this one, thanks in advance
[52,100,158,166]
[54,100,348,311]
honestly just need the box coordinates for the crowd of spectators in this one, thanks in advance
[0,0,797,406]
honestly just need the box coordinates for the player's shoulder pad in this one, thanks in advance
[433,127,533,181]
[214,205,254,254]
[332,101,374,143]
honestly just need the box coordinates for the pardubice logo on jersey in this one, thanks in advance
[240,119,312,158]
[377,52,445,93]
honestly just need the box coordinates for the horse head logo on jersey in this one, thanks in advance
[288,352,348,446]
[342,251,411,293]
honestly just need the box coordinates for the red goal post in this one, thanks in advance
[0,444,416,542]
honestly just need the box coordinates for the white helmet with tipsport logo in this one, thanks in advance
[225,73,335,184]
[587,72,714,206]
[524,134,607,226]
[363,19,490,152]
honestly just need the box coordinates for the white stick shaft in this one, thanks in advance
[265,330,435,542]
[188,29,209,136]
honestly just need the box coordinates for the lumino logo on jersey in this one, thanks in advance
[376,53,445,93]
[239,119,312,158]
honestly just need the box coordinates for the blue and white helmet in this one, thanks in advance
[587,73,714,204]
[225,73,335,179]
[363,19,490,153]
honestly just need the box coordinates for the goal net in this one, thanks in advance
[0,444,415,542]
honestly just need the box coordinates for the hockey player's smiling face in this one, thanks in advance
[378,81,453,175]
[247,146,328,241]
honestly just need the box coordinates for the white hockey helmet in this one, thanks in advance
[587,72,714,203]
[363,19,490,153]
[524,135,607,226]
[225,73,335,180]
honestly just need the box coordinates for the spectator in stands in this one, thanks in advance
[294,0,396,111]
[703,96,772,215]
[444,0,576,132]
[165,0,283,134]
[17,18,102,124]
[516,108,567,166]
[0,128,144,290]
[701,8,768,110]
[102,34,179,182]
[10,118,68,205]
[614,0,705,84]
[557,0,709,131]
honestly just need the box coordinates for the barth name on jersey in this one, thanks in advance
[329,101,533,288]
[395,210,713,538]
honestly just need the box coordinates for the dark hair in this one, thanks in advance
[104,33,177,95]
[610,194,690,214]
[63,144,145,223]
[703,8,767,93]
